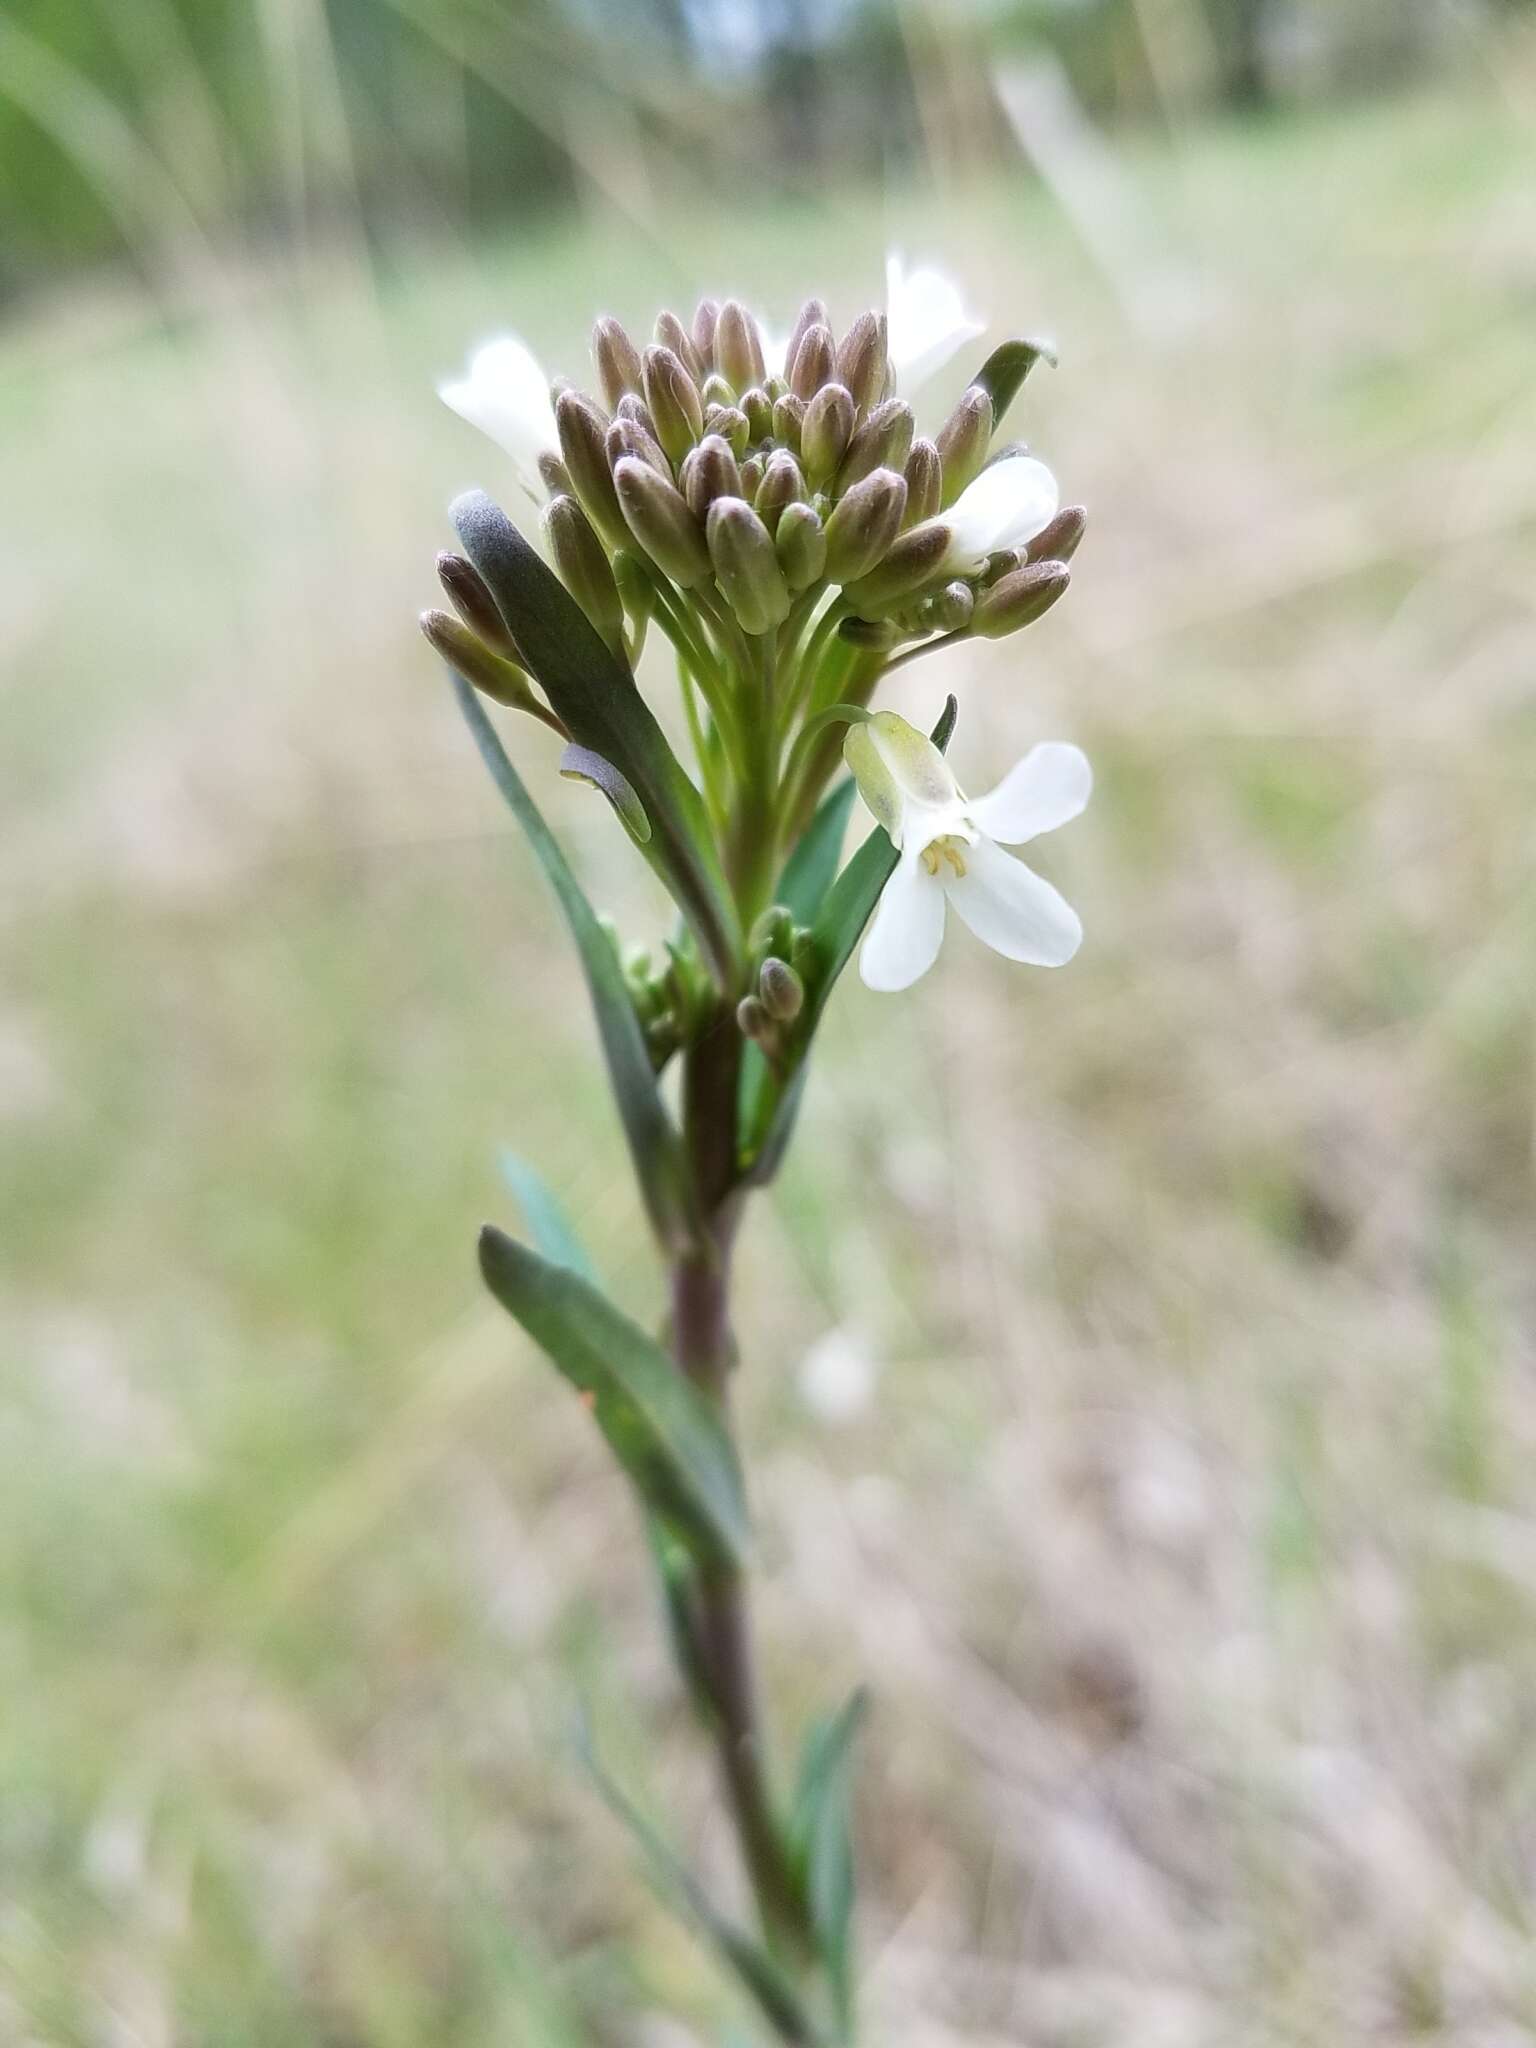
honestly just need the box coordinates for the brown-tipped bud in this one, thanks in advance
[970,560,1071,638]
[937,387,995,505]
[707,497,791,636]
[642,344,704,465]
[655,309,704,385]
[837,615,901,652]
[736,994,773,1045]
[1025,504,1087,565]
[716,299,766,394]
[914,580,976,635]
[758,956,804,1023]
[740,387,773,443]
[772,392,806,454]
[537,451,574,498]
[842,518,952,619]
[789,321,835,400]
[542,494,624,657]
[436,550,519,660]
[754,450,806,536]
[738,453,766,498]
[903,438,943,527]
[801,382,855,487]
[593,316,643,412]
[615,392,657,432]
[782,296,830,378]
[556,387,627,550]
[775,501,826,591]
[692,297,719,369]
[614,455,711,587]
[836,397,915,494]
[421,608,538,710]
[606,414,670,479]
[835,310,889,415]
[703,402,751,458]
[822,466,907,585]
[679,433,742,521]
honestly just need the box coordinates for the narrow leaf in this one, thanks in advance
[452,673,698,1251]
[788,1690,869,2035]
[972,337,1056,428]
[498,1150,596,1284]
[479,1225,749,1568]
[452,491,740,982]
[559,742,651,843]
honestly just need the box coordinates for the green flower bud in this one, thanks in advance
[903,438,943,527]
[606,414,670,478]
[789,321,835,400]
[758,956,804,1023]
[716,299,766,394]
[749,904,794,957]
[701,372,735,412]
[420,608,539,711]
[836,397,915,494]
[781,296,830,379]
[841,518,952,619]
[754,449,806,536]
[837,615,901,651]
[970,559,1071,638]
[801,382,855,487]
[614,455,712,587]
[822,466,907,585]
[772,392,806,454]
[740,387,774,443]
[706,496,792,635]
[775,501,826,591]
[913,579,975,634]
[764,373,788,405]
[679,433,742,521]
[703,402,751,458]
[692,297,719,369]
[642,344,704,465]
[654,308,705,385]
[1025,504,1087,565]
[542,494,624,657]
[738,453,765,498]
[592,315,643,411]
[436,550,520,661]
[937,386,995,506]
[537,451,574,498]
[834,309,889,415]
[555,387,627,551]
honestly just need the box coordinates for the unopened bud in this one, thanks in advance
[607,414,670,478]
[642,344,704,465]
[537,451,574,498]
[738,453,765,498]
[716,299,766,394]
[701,372,735,412]
[593,316,643,411]
[556,388,627,550]
[789,321,835,400]
[436,550,520,660]
[749,903,795,957]
[736,994,773,1044]
[703,402,751,458]
[775,501,826,591]
[841,518,951,618]
[903,438,942,527]
[836,398,914,493]
[772,392,806,454]
[914,580,975,634]
[801,382,855,487]
[421,608,537,709]
[837,615,901,652]
[707,497,792,636]
[655,308,704,385]
[616,392,658,433]
[754,450,806,536]
[692,297,719,369]
[740,387,773,443]
[937,386,995,506]
[679,433,742,521]
[764,373,788,405]
[542,495,624,657]
[614,455,712,587]
[822,466,907,584]
[970,560,1071,638]
[1025,504,1087,565]
[835,310,889,415]
[782,296,830,379]
[758,957,804,1023]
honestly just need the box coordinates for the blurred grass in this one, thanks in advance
[4,69,1536,2047]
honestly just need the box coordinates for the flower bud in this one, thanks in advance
[835,310,889,415]
[606,413,670,478]
[679,433,742,521]
[772,392,806,454]
[836,397,914,493]
[421,608,538,710]
[701,372,735,412]
[913,580,975,634]
[537,451,574,497]
[542,494,625,657]
[436,550,520,660]
[775,501,826,591]
[706,497,792,635]
[592,315,643,411]
[749,903,795,958]
[614,454,712,587]
[782,296,830,378]
[1025,504,1087,565]
[801,382,855,487]
[738,453,765,498]
[837,615,901,652]
[822,466,907,585]
[556,387,627,550]
[703,402,750,458]
[970,559,1071,638]
[616,391,658,432]
[841,518,951,619]
[758,956,804,1023]
[740,387,773,443]
[936,386,995,506]
[789,321,835,400]
[642,344,704,465]
[692,297,719,369]
[903,438,942,527]
[716,299,766,394]
[736,994,773,1045]
[655,308,704,385]
[764,373,788,405]
[754,449,806,536]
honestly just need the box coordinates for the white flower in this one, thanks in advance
[885,251,986,393]
[438,335,558,497]
[845,711,1089,993]
[940,452,1059,572]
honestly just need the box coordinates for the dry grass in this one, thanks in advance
[4,65,1536,2048]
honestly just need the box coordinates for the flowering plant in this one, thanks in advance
[423,265,1089,2043]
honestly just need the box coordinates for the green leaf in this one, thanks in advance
[497,1150,596,1284]
[452,491,740,984]
[740,698,957,1182]
[787,1690,869,2036]
[452,673,698,1252]
[478,1225,749,1568]
[971,336,1056,429]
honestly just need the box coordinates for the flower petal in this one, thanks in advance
[945,837,1081,966]
[968,743,1092,846]
[886,252,986,393]
[944,454,1059,570]
[860,853,947,992]
[439,336,557,485]
[864,709,961,813]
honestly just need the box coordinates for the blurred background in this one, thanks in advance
[4,1,1536,2041]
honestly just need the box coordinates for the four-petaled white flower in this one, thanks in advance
[885,252,987,393]
[939,452,1060,573]
[845,711,1089,992]
[438,335,558,498]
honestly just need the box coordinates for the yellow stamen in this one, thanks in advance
[920,835,968,878]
